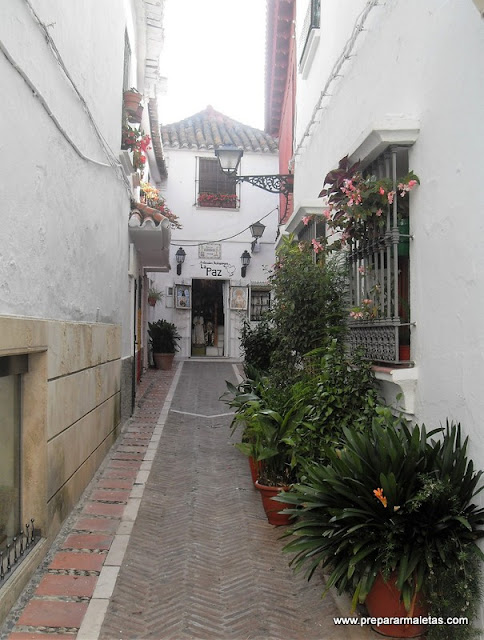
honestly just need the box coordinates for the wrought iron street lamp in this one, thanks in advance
[249,221,266,239]
[175,247,186,275]
[215,145,293,198]
[240,250,251,278]
[249,221,266,253]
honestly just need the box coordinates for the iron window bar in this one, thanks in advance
[347,147,413,364]
[0,519,40,584]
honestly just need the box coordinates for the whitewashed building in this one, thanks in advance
[282,0,484,620]
[0,0,171,619]
[287,0,484,424]
[150,106,280,359]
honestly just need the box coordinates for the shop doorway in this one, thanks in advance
[191,279,225,356]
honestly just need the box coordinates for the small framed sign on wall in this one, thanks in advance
[175,284,191,309]
[229,286,248,310]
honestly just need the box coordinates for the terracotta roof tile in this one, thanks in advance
[129,203,167,228]
[161,106,278,153]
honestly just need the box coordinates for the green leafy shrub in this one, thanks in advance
[287,340,380,473]
[221,376,303,486]
[280,420,484,620]
[425,548,482,639]
[268,236,347,388]
[239,318,277,375]
[148,319,181,353]
[222,342,380,485]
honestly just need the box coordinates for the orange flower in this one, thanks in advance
[373,487,387,508]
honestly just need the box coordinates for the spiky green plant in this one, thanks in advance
[280,420,484,615]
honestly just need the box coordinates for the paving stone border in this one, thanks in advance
[0,366,178,640]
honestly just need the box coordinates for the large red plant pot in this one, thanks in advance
[248,457,264,485]
[365,573,428,638]
[123,90,142,114]
[254,481,292,526]
[153,353,174,370]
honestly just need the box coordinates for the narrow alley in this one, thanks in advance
[1,361,376,640]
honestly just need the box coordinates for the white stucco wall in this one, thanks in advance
[0,0,143,359]
[293,0,484,429]
[293,0,484,622]
[152,147,279,357]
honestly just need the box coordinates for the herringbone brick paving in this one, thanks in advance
[98,362,366,640]
[2,361,380,640]
[1,367,176,640]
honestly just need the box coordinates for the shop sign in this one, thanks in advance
[200,260,235,277]
[198,243,222,259]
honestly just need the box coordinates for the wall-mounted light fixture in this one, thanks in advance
[215,145,293,198]
[240,250,251,278]
[249,221,266,253]
[175,247,186,275]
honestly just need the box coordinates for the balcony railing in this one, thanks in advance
[346,149,411,364]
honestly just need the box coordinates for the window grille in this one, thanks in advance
[197,158,238,208]
[346,147,411,364]
[250,288,271,321]
[297,218,325,244]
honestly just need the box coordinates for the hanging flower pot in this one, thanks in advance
[365,573,428,638]
[123,89,142,115]
[128,104,144,124]
[254,481,292,526]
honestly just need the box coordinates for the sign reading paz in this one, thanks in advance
[199,261,235,277]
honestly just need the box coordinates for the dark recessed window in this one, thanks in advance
[197,158,238,209]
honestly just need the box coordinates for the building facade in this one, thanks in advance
[280,0,484,622]
[150,106,280,359]
[0,0,171,619]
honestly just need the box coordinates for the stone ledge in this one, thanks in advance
[373,366,419,415]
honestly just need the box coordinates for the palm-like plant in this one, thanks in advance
[280,419,484,612]
[221,378,306,486]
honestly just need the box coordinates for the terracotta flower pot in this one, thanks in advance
[248,457,264,485]
[254,481,292,526]
[153,353,174,370]
[399,345,410,361]
[148,297,156,307]
[365,573,428,638]
[128,104,144,123]
[123,90,142,115]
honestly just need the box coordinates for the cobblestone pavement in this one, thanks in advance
[2,360,381,640]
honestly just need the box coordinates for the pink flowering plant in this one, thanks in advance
[319,156,419,242]
[349,298,378,321]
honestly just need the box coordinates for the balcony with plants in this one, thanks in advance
[317,151,419,365]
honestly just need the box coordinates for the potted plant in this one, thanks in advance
[140,181,182,229]
[148,319,181,370]
[123,87,143,116]
[222,377,303,525]
[279,416,484,638]
[147,287,163,307]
